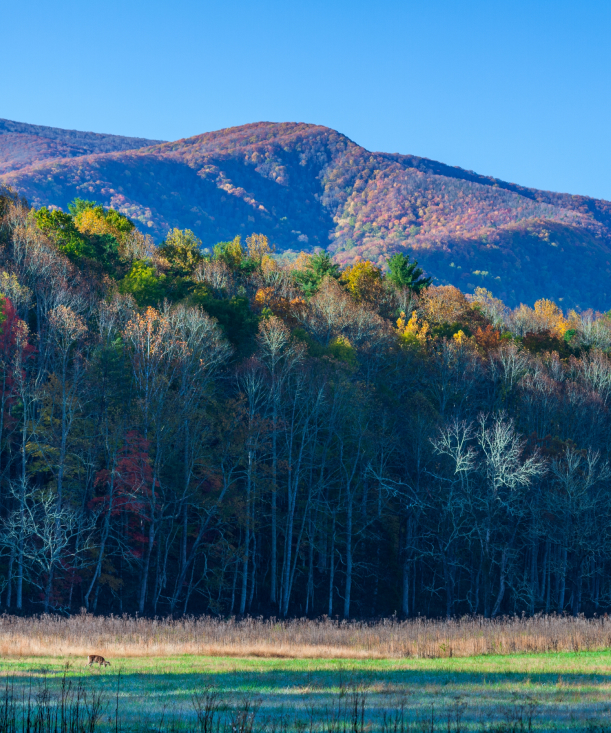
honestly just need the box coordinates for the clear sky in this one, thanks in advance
[3,0,610,200]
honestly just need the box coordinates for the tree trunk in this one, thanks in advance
[530,536,538,615]
[328,515,336,617]
[558,546,567,611]
[248,525,257,611]
[85,485,113,610]
[572,564,582,617]
[230,551,239,615]
[16,409,27,611]
[138,520,155,614]
[402,515,413,617]
[270,398,278,606]
[492,548,509,617]
[281,470,297,617]
[402,557,410,618]
[181,500,188,576]
[239,450,253,615]
[540,538,549,612]
[5,545,14,608]
[343,494,353,619]
[43,566,54,613]
[306,514,314,616]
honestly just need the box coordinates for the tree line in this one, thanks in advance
[0,186,611,618]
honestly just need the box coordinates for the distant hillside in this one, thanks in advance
[2,119,611,310]
[0,118,164,175]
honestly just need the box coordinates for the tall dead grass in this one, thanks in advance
[0,614,610,659]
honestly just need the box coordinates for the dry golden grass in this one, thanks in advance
[0,613,610,659]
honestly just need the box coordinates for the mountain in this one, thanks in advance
[0,118,164,175]
[2,119,611,310]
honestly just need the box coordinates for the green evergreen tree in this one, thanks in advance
[387,252,431,294]
[293,252,341,297]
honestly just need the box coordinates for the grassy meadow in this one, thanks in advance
[4,652,611,733]
[1,616,611,732]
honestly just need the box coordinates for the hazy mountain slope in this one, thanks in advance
[0,119,164,175]
[1,122,345,247]
[2,120,611,310]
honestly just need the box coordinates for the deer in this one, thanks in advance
[87,654,111,667]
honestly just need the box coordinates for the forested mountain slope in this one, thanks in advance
[2,188,611,619]
[0,118,164,175]
[2,120,611,310]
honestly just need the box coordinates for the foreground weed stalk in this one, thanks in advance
[349,687,366,733]
[227,695,261,733]
[445,697,466,733]
[114,671,121,733]
[381,696,408,733]
[419,703,437,733]
[192,685,222,733]
[0,673,106,733]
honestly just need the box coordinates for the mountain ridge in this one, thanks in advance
[1,119,610,310]
[0,118,165,175]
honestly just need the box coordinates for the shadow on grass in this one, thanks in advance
[1,664,611,733]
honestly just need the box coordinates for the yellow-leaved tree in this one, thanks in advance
[74,207,132,244]
[512,299,577,338]
[246,233,274,264]
[341,261,384,304]
[396,310,429,347]
[533,299,574,338]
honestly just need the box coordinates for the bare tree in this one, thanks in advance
[1,482,96,612]
[256,316,304,606]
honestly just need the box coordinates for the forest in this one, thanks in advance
[1,184,611,620]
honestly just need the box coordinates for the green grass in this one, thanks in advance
[3,653,611,732]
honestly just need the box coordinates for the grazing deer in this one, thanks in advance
[87,654,111,667]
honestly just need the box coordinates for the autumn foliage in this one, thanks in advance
[1,183,611,623]
[3,120,611,310]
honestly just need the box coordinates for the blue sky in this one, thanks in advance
[3,0,610,199]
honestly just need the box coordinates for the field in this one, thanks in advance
[2,617,611,732]
[3,653,611,732]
